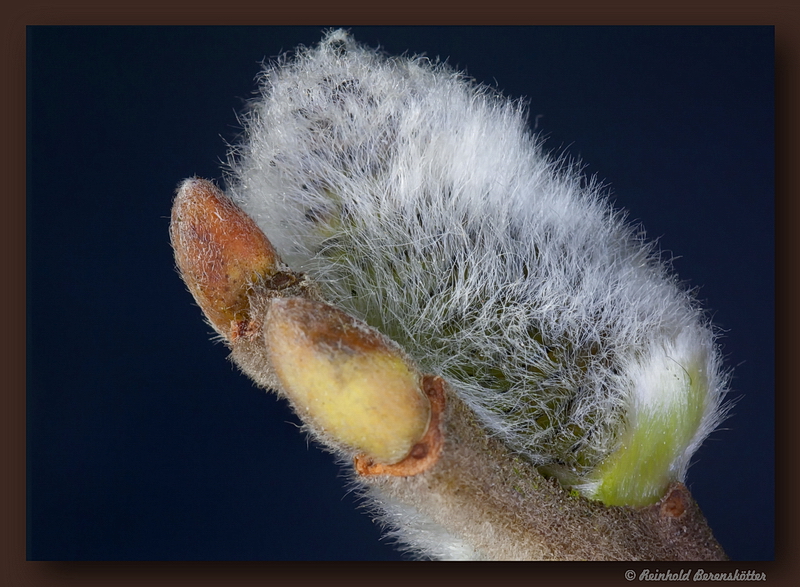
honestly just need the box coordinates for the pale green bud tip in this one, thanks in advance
[264,298,432,465]
[583,334,717,507]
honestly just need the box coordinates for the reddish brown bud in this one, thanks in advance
[170,178,279,336]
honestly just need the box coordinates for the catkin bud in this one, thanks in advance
[264,297,431,465]
[170,178,280,335]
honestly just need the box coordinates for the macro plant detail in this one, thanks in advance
[170,30,730,560]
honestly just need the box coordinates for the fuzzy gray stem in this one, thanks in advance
[364,382,727,560]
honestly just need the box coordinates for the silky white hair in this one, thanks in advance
[224,29,728,528]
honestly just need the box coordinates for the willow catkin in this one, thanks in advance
[171,29,732,559]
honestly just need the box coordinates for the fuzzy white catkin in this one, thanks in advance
[224,29,728,528]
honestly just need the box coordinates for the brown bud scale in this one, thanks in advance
[170,178,280,335]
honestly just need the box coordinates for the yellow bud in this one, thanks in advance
[265,298,431,465]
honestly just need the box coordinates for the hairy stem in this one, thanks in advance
[364,380,726,560]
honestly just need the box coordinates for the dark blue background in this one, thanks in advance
[27,26,774,561]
